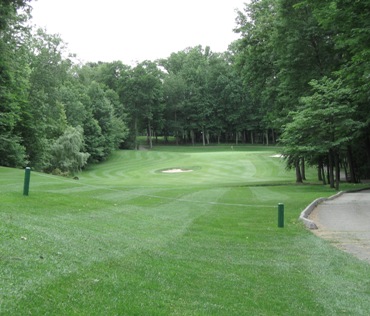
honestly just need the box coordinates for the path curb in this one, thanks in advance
[299,191,344,229]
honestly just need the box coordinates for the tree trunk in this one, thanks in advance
[174,111,179,145]
[134,117,138,150]
[318,162,322,181]
[334,151,340,190]
[236,131,239,145]
[318,160,326,185]
[328,150,335,188]
[202,128,206,146]
[347,145,357,183]
[190,130,195,146]
[295,159,303,183]
[147,120,153,149]
[301,157,306,181]
[250,131,254,144]
[321,164,327,185]
[326,163,330,186]
[271,129,275,144]
[265,130,269,146]
[342,157,348,181]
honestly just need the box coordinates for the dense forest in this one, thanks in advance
[1,0,369,187]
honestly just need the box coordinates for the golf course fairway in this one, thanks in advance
[1,146,369,315]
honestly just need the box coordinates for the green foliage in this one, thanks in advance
[111,116,129,149]
[0,0,30,31]
[86,82,115,154]
[75,63,129,153]
[0,0,31,169]
[160,46,248,144]
[82,113,106,163]
[1,7,130,170]
[58,82,87,127]
[280,77,363,187]
[119,60,164,148]
[162,73,187,143]
[0,133,26,167]
[234,0,370,180]
[1,0,369,184]
[281,77,359,154]
[48,126,90,174]
[0,3,30,132]
[234,0,279,129]
[20,29,71,168]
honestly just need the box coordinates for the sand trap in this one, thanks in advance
[161,168,193,173]
[270,154,284,158]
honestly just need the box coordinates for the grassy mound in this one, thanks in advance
[1,146,369,315]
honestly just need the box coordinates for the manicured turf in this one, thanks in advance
[1,145,369,315]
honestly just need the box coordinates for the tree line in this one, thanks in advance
[1,0,369,186]
[234,0,370,188]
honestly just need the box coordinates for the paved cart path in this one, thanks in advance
[309,190,370,263]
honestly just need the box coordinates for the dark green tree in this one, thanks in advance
[234,0,280,143]
[0,0,32,167]
[280,77,362,188]
[162,73,186,144]
[21,29,70,169]
[120,61,164,149]
[307,0,370,178]
[85,81,115,159]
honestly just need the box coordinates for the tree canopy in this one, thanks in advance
[234,0,370,186]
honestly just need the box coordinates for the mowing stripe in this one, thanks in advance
[32,171,275,208]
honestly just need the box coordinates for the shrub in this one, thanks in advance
[49,126,90,174]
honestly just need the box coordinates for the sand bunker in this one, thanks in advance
[270,154,284,158]
[161,168,193,173]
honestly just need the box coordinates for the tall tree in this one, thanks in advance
[21,29,70,168]
[162,73,186,144]
[280,77,362,188]
[307,0,370,178]
[85,81,115,159]
[120,61,163,149]
[0,0,31,166]
[234,0,280,141]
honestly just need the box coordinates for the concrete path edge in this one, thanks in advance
[299,192,345,229]
[299,187,370,229]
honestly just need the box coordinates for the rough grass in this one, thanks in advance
[1,146,370,315]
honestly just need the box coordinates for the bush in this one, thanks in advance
[49,126,90,174]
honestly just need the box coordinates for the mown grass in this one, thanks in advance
[1,145,369,315]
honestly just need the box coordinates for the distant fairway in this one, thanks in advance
[82,145,296,187]
[1,146,370,315]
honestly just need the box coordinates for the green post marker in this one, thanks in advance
[23,167,31,196]
[278,203,284,228]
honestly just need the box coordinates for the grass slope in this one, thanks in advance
[1,146,369,315]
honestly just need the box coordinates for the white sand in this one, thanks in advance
[162,169,193,173]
